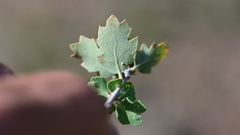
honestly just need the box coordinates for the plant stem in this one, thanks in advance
[104,67,133,109]
[118,72,123,79]
[104,86,122,109]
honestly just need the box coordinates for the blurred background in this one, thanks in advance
[1,0,240,134]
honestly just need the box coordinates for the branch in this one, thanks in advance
[104,67,133,109]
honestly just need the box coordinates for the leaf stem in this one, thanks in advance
[131,59,151,71]
[118,72,123,79]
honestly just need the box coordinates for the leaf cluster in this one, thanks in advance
[88,77,146,125]
[70,15,168,126]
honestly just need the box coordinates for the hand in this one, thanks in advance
[0,65,118,135]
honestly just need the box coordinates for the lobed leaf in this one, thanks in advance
[120,97,146,114]
[134,42,168,73]
[97,15,138,76]
[118,82,136,101]
[116,104,142,126]
[70,15,138,78]
[88,77,109,99]
[70,36,112,77]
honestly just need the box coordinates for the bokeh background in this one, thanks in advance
[1,0,240,135]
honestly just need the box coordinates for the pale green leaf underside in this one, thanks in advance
[70,15,138,78]
[70,36,112,77]
[97,15,138,75]
[88,77,109,98]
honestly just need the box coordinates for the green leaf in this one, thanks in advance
[88,77,109,99]
[70,36,112,77]
[118,82,136,101]
[107,79,136,101]
[120,97,147,114]
[116,104,143,126]
[97,15,138,76]
[107,78,122,92]
[134,42,168,73]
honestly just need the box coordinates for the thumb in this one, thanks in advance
[0,71,111,135]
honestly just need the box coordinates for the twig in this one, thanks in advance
[104,67,133,109]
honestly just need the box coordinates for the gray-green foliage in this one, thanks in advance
[89,77,146,125]
[70,15,168,126]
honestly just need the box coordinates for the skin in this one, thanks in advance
[0,68,118,135]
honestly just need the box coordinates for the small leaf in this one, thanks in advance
[118,82,136,101]
[134,42,168,73]
[107,78,122,92]
[116,104,142,126]
[120,97,147,114]
[88,77,109,99]
[97,15,138,76]
[107,79,136,101]
[70,36,112,77]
